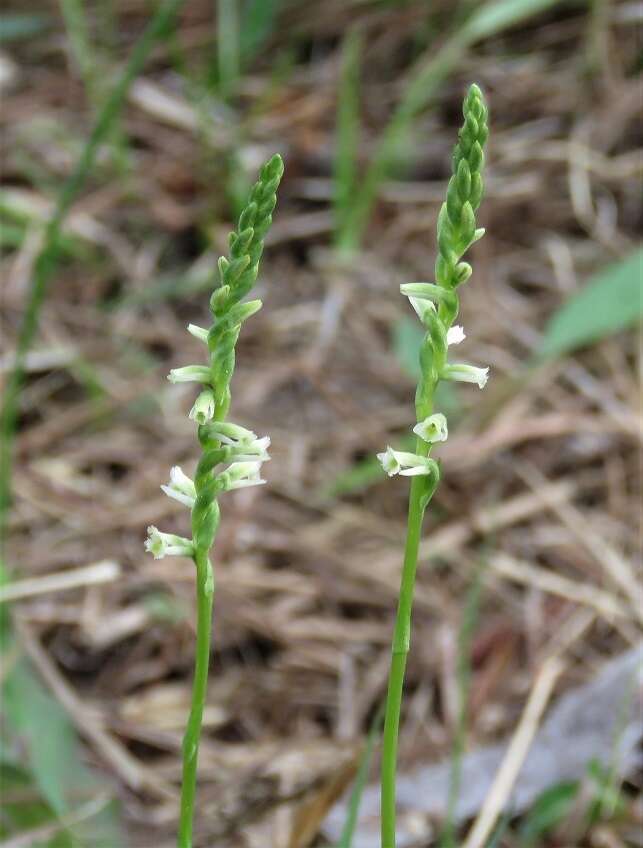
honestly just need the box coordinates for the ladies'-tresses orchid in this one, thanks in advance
[379,85,490,847]
[144,154,285,847]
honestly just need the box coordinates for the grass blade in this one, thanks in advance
[334,30,362,253]
[338,701,385,848]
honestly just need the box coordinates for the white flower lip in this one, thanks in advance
[413,413,448,444]
[145,526,194,559]
[443,363,489,389]
[446,325,465,346]
[161,466,197,509]
[377,446,401,477]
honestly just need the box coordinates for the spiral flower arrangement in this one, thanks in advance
[378,84,489,847]
[145,153,284,848]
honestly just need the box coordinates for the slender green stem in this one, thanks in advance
[178,550,215,848]
[381,460,427,848]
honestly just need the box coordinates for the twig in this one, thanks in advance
[462,655,566,848]
[0,560,120,604]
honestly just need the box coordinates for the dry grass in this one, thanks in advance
[1,2,641,846]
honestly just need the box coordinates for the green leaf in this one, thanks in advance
[464,0,563,41]
[540,248,643,358]
[0,14,50,42]
[3,659,96,817]
[519,780,579,844]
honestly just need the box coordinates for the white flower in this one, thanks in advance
[187,324,209,343]
[443,363,489,389]
[189,389,216,425]
[229,435,271,462]
[377,447,435,477]
[206,421,257,446]
[218,461,266,492]
[161,466,197,508]
[413,413,448,444]
[145,526,194,560]
[446,325,465,346]
[377,446,401,476]
[167,365,211,384]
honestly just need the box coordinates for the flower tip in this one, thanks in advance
[377,446,400,477]
[447,325,466,346]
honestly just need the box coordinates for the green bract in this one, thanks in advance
[379,85,489,848]
[146,153,284,848]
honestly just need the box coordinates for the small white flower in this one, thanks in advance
[206,421,257,446]
[167,365,211,384]
[377,447,435,477]
[443,363,489,389]
[413,413,448,444]
[161,466,197,508]
[187,324,209,343]
[230,435,271,462]
[189,389,216,425]
[145,526,194,560]
[218,461,266,492]
[377,446,401,476]
[446,325,465,346]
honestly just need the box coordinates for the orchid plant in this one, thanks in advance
[377,84,489,847]
[145,154,284,848]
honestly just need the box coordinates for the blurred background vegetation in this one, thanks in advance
[0,1,641,846]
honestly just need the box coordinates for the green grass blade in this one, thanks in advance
[0,0,184,544]
[334,30,362,253]
[539,247,643,358]
[217,0,240,98]
[59,0,95,94]
[338,701,385,848]
[0,13,49,42]
[240,0,282,63]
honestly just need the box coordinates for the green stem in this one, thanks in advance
[178,550,215,848]
[381,465,427,848]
